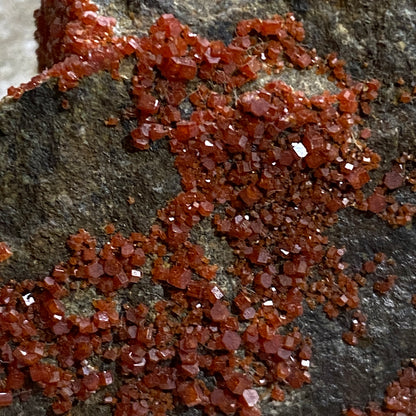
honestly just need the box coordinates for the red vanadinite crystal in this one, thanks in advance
[2,1,413,416]
[399,90,412,104]
[0,392,13,407]
[177,381,207,407]
[345,360,416,415]
[367,193,387,214]
[222,330,242,351]
[383,170,403,190]
[210,300,230,322]
[0,242,12,262]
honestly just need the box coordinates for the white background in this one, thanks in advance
[0,0,38,98]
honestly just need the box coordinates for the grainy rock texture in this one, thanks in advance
[0,72,181,281]
[0,1,416,415]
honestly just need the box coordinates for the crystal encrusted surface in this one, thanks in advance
[1,1,416,415]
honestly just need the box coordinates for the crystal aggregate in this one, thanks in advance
[2,1,416,415]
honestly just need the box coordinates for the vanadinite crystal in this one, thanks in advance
[0,392,13,407]
[0,242,12,262]
[1,1,415,415]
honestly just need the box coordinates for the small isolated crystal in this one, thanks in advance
[0,242,12,262]
[383,171,403,190]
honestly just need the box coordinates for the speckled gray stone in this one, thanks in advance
[0,73,181,281]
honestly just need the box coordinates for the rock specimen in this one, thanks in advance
[0,1,416,416]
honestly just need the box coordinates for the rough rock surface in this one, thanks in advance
[0,1,416,415]
[0,74,181,281]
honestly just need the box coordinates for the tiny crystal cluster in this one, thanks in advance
[2,1,416,415]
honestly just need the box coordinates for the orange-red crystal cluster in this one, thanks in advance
[345,360,416,416]
[9,0,122,97]
[2,1,416,415]
[360,153,416,226]
[34,0,116,70]
[1,227,311,415]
